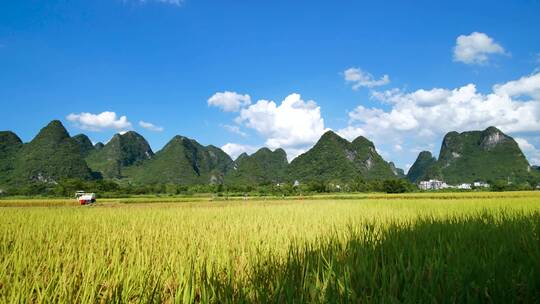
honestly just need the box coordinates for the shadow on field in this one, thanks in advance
[208,212,540,303]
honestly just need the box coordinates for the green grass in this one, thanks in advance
[1,192,540,302]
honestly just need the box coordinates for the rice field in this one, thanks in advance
[1,192,540,302]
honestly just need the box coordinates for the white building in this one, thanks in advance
[473,181,490,188]
[418,180,449,190]
[457,183,472,190]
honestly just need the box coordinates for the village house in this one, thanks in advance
[419,180,491,191]
[473,181,490,188]
[418,179,449,190]
[457,183,472,190]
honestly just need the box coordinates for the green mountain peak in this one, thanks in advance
[0,131,23,150]
[318,130,348,145]
[288,131,396,183]
[389,162,405,178]
[9,120,93,184]
[72,134,94,157]
[479,126,510,150]
[226,147,288,185]
[236,152,249,161]
[407,151,439,183]
[351,135,374,147]
[32,120,70,144]
[273,148,287,156]
[409,127,536,184]
[85,130,153,178]
[129,135,232,185]
[94,142,104,150]
[0,131,24,185]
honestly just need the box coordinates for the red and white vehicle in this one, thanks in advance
[75,191,96,205]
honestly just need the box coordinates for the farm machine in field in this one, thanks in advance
[75,191,96,205]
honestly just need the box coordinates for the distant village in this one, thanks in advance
[418,180,490,191]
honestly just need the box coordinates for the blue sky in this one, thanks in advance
[1,0,540,171]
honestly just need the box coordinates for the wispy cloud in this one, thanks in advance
[344,67,390,90]
[148,0,183,6]
[139,120,164,132]
[515,137,540,165]
[126,0,184,7]
[221,143,259,160]
[222,124,247,137]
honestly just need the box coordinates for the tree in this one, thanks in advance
[382,179,414,193]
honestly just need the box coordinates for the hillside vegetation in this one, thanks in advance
[0,131,23,185]
[8,121,93,184]
[126,136,233,185]
[407,126,538,184]
[86,131,154,178]
[1,121,539,193]
[288,131,398,182]
[226,148,288,185]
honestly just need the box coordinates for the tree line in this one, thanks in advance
[2,177,536,198]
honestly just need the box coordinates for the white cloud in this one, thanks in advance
[493,72,540,99]
[237,93,329,160]
[365,76,540,134]
[136,0,183,6]
[67,111,132,131]
[216,73,540,168]
[208,91,251,112]
[453,32,507,65]
[344,67,390,90]
[155,0,182,5]
[337,126,367,141]
[405,163,412,173]
[221,143,258,160]
[222,124,247,137]
[139,121,164,132]
[340,72,540,167]
[515,137,535,152]
[515,137,540,165]
[372,88,452,107]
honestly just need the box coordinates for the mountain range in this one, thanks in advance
[0,120,538,188]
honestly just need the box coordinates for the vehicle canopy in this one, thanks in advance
[80,193,96,200]
[77,192,96,205]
